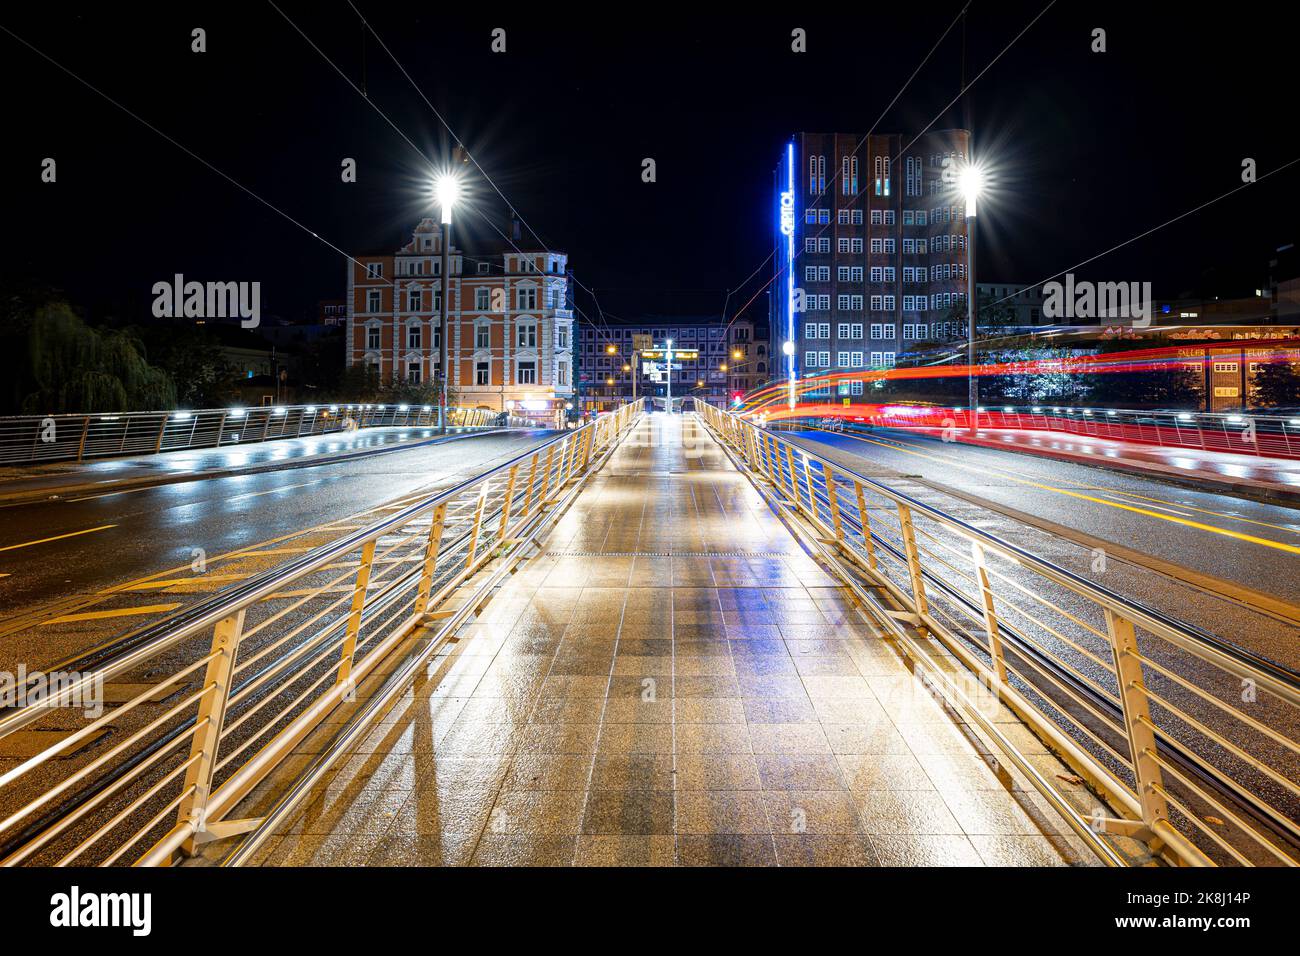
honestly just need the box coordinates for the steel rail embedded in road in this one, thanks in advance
[696,400,1300,867]
[0,401,643,866]
[0,402,529,466]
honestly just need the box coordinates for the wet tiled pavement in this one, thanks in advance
[254,413,1096,866]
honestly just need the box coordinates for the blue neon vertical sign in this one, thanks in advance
[780,140,797,409]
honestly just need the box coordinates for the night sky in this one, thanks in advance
[2,2,1296,326]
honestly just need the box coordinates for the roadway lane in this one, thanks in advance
[0,429,557,669]
[782,425,1300,668]
[0,424,477,501]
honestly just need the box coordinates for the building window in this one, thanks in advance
[517,360,537,385]
[407,324,421,349]
[475,287,491,310]
[557,360,570,387]
[366,325,380,349]
[475,324,490,349]
[406,361,421,383]
[366,290,382,312]
[365,262,383,279]
[475,360,490,385]
[557,325,570,349]
[517,287,538,310]
[517,321,537,349]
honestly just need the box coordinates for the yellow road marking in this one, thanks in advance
[0,525,116,552]
[112,574,248,592]
[811,428,1300,557]
[42,603,182,625]
[894,429,1300,537]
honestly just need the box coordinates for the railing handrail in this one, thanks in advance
[766,423,1300,705]
[696,399,1300,867]
[0,399,644,866]
[0,419,592,741]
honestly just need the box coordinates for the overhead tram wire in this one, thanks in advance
[986,154,1300,310]
[0,22,405,296]
[718,1,971,340]
[339,0,627,351]
[270,1,626,352]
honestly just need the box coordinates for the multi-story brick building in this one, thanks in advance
[578,316,770,411]
[346,218,575,421]
[771,130,972,401]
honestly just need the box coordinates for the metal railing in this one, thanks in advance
[697,400,1300,867]
[0,400,643,866]
[793,403,1300,461]
[0,403,518,466]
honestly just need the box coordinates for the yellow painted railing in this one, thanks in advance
[0,400,643,866]
[695,400,1300,868]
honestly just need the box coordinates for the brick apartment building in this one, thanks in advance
[771,130,973,401]
[579,316,770,411]
[346,219,575,421]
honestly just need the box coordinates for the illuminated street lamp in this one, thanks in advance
[960,161,984,435]
[434,169,462,435]
[606,344,617,355]
[732,348,742,360]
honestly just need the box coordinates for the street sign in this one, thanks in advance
[633,334,653,352]
[640,349,698,361]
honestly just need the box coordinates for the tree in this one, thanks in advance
[0,300,175,413]
[133,324,236,408]
[1251,361,1300,409]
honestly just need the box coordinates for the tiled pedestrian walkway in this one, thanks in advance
[253,413,1096,866]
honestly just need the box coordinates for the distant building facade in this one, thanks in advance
[578,316,770,411]
[771,129,973,401]
[346,219,575,419]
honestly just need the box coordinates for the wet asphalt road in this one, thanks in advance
[0,429,558,620]
[783,426,1300,669]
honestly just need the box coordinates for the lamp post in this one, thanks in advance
[665,338,674,414]
[435,173,460,435]
[960,163,983,436]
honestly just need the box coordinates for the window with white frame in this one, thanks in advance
[869,295,883,311]
[474,360,490,385]
[475,324,490,349]
[367,290,381,312]
[474,287,490,310]
[517,287,537,310]
[837,295,851,310]
[365,262,383,279]
[517,321,537,349]
[366,324,380,349]
[407,323,422,349]
[516,360,537,384]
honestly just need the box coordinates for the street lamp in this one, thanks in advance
[434,171,462,434]
[959,162,984,435]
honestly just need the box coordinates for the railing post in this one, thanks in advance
[415,502,449,610]
[465,483,490,570]
[521,451,542,516]
[801,451,817,521]
[76,415,90,462]
[336,539,377,686]
[176,608,246,856]
[580,422,596,472]
[822,463,843,541]
[154,415,168,454]
[497,465,521,543]
[1103,608,1171,837]
[896,502,930,619]
[970,542,1008,682]
[537,445,558,505]
[853,481,877,570]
